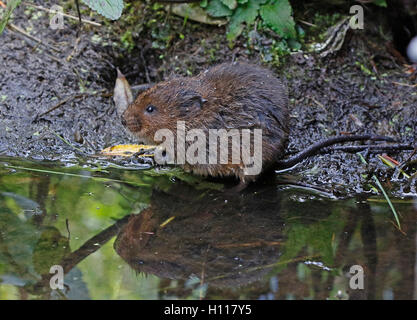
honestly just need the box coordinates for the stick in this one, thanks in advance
[61,215,131,274]
[35,93,87,120]
[131,83,153,90]
[321,144,414,154]
[74,0,82,33]
[8,23,61,52]
[392,81,417,88]
[22,1,101,26]
[398,148,417,168]
[34,89,107,121]
[140,48,151,84]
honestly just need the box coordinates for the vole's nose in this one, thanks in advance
[122,112,141,132]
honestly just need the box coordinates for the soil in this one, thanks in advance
[0,0,416,196]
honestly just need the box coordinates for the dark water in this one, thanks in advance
[0,158,416,300]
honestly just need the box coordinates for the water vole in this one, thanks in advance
[119,63,402,187]
[121,63,290,183]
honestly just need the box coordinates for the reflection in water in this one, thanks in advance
[114,181,417,299]
[115,185,287,289]
[0,160,416,299]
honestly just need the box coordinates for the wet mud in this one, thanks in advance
[0,1,416,196]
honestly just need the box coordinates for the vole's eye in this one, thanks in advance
[145,105,155,113]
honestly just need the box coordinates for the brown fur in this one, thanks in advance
[122,63,289,182]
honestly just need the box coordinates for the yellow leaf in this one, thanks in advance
[100,144,156,157]
[160,216,176,228]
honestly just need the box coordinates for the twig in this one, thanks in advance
[43,52,63,64]
[8,23,61,53]
[392,81,417,87]
[131,83,153,92]
[321,143,415,154]
[61,215,130,274]
[388,220,407,236]
[34,89,107,120]
[49,130,86,154]
[35,93,87,120]
[140,48,151,84]
[66,219,71,241]
[398,148,417,168]
[22,1,101,26]
[391,148,417,180]
[4,27,62,64]
[73,0,83,39]
[275,180,337,199]
[28,215,131,292]
[66,36,81,62]
[298,19,317,27]
[379,154,410,179]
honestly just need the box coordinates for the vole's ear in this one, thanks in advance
[114,68,133,116]
[179,90,207,112]
[185,96,207,109]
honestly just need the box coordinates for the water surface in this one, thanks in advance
[0,158,416,300]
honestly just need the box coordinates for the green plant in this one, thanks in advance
[202,0,296,42]
[79,0,388,36]
[82,0,297,43]
[82,0,124,20]
[0,0,21,34]
[372,0,387,7]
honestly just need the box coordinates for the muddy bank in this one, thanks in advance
[0,1,416,196]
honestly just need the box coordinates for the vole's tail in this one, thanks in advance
[276,135,406,168]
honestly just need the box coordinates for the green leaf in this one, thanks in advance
[82,0,124,20]
[220,0,237,10]
[372,0,387,7]
[227,0,267,41]
[372,175,401,229]
[260,0,296,39]
[200,0,209,8]
[0,0,21,35]
[206,0,233,17]
[287,38,301,50]
[357,153,401,230]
